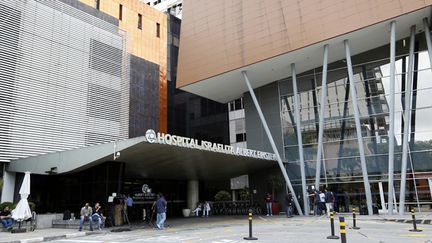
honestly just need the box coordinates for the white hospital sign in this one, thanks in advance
[145,129,276,161]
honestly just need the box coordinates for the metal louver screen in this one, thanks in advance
[0,0,129,162]
[89,39,122,77]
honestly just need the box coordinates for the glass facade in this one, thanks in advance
[279,36,432,209]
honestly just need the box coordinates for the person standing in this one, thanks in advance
[324,188,335,217]
[313,189,321,216]
[126,194,134,222]
[79,203,93,231]
[0,206,13,230]
[265,192,273,216]
[155,193,167,230]
[319,190,326,216]
[285,193,293,218]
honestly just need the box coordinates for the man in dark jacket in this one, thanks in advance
[155,193,167,230]
[0,206,13,230]
[285,193,294,218]
[324,188,335,217]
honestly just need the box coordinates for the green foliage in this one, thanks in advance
[0,201,15,210]
[239,187,251,201]
[268,174,284,190]
[267,174,285,199]
[214,190,232,201]
[0,178,3,190]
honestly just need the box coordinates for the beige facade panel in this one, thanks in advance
[177,0,432,89]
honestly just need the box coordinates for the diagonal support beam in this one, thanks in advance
[423,18,432,69]
[291,63,309,215]
[242,71,304,216]
[388,21,396,215]
[344,39,373,215]
[400,25,416,215]
[315,44,329,191]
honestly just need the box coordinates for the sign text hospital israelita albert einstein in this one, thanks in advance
[145,129,276,161]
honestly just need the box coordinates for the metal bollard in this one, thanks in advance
[352,208,360,230]
[327,211,340,239]
[243,210,258,240]
[409,208,422,232]
[339,217,347,243]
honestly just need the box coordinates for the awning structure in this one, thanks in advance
[178,7,430,103]
[6,136,276,180]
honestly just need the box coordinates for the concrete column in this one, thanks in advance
[291,63,309,215]
[315,44,329,190]
[387,20,396,215]
[1,171,16,203]
[400,25,416,215]
[187,180,199,212]
[344,39,373,215]
[242,71,303,215]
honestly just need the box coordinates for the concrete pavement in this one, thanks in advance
[1,214,431,243]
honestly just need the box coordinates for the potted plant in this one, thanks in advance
[239,187,251,201]
[214,190,231,201]
[182,208,191,217]
[268,174,284,215]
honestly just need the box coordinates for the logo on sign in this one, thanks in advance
[145,129,157,143]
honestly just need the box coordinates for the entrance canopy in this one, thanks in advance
[6,134,277,180]
[177,5,430,103]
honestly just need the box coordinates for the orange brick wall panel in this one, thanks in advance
[177,0,431,88]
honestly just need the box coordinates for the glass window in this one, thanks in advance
[119,4,123,21]
[138,14,142,30]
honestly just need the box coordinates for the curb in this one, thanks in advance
[1,231,101,243]
[384,219,432,225]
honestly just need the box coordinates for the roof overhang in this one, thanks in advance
[6,136,276,180]
[179,7,431,103]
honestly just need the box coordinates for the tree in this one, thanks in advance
[268,174,284,197]
[214,190,231,201]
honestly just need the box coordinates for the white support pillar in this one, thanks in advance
[423,18,432,69]
[1,171,16,203]
[400,25,416,215]
[344,39,373,216]
[291,63,309,215]
[187,180,199,213]
[315,44,329,191]
[388,21,396,215]
[242,71,304,215]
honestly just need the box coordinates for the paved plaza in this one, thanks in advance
[3,214,431,243]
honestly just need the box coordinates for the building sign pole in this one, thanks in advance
[291,63,310,215]
[315,44,329,191]
[344,39,373,215]
[242,71,304,216]
[388,21,396,215]
[400,25,416,215]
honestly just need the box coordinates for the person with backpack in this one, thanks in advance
[324,188,335,217]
